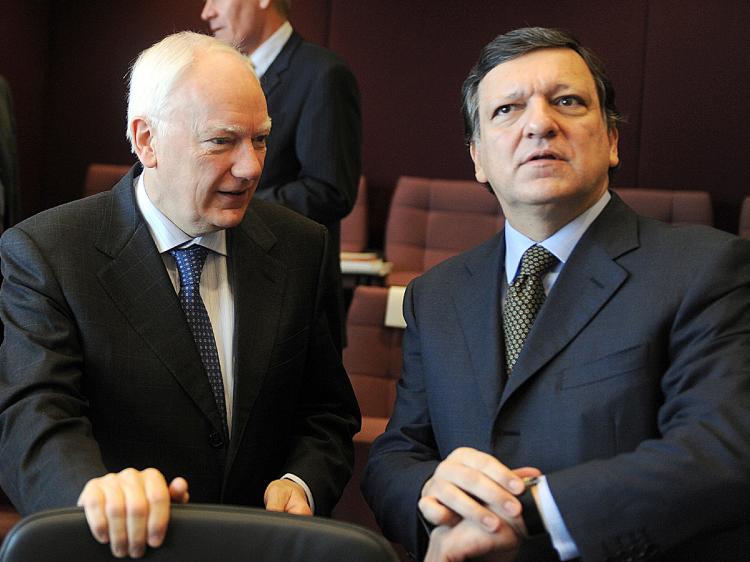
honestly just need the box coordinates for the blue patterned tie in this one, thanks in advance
[169,245,229,440]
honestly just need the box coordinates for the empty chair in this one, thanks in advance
[0,504,399,562]
[341,176,369,252]
[83,163,131,197]
[739,197,750,239]
[0,490,20,546]
[384,176,503,286]
[333,286,403,534]
[613,188,713,226]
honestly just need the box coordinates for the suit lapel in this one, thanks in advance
[226,205,287,465]
[499,195,640,407]
[260,32,302,98]
[95,168,226,434]
[451,233,507,419]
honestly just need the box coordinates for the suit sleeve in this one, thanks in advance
[361,281,440,556]
[547,236,750,560]
[0,226,107,514]
[254,61,361,227]
[279,227,361,515]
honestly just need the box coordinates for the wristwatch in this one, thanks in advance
[518,476,547,538]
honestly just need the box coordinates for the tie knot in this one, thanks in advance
[169,245,209,287]
[518,245,557,278]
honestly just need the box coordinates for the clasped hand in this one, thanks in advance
[78,468,310,558]
[419,448,541,562]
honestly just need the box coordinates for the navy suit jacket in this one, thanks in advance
[0,167,360,516]
[362,195,750,561]
[256,32,361,350]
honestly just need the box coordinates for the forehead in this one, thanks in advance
[478,47,598,101]
[171,51,268,126]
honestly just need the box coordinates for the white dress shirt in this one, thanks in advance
[135,174,314,512]
[250,20,293,78]
[503,191,611,560]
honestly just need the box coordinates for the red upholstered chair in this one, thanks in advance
[384,176,503,286]
[333,286,404,539]
[613,188,713,226]
[83,163,131,197]
[0,489,21,545]
[739,197,750,239]
[341,176,369,253]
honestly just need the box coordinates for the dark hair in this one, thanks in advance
[461,27,622,145]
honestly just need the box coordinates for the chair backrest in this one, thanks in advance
[83,163,131,197]
[385,176,503,286]
[343,286,403,421]
[739,197,750,239]
[0,505,399,562]
[613,188,713,226]
[341,176,369,252]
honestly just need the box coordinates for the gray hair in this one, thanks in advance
[125,31,255,153]
[461,27,623,145]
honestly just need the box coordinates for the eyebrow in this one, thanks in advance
[201,117,273,138]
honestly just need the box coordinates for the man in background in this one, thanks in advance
[0,31,359,559]
[362,27,750,561]
[201,0,362,350]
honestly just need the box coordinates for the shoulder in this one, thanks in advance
[411,234,502,290]
[288,37,356,84]
[245,197,327,242]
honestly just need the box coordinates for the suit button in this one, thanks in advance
[208,431,224,448]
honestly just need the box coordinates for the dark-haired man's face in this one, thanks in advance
[470,48,619,237]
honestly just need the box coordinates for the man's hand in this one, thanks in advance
[77,467,189,559]
[419,447,540,533]
[264,479,312,515]
[425,518,521,562]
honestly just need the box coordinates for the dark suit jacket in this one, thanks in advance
[0,75,21,231]
[0,167,360,517]
[257,31,362,350]
[362,195,750,561]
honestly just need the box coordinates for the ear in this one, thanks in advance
[130,118,158,168]
[258,0,272,10]
[469,141,488,184]
[608,126,620,169]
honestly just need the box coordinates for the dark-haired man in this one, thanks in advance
[362,27,750,562]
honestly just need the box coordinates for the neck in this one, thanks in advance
[245,14,287,54]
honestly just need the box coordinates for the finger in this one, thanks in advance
[264,481,288,512]
[512,466,542,482]
[78,482,109,544]
[143,469,171,549]
[424,475,505,532]
[430,461,521,524]
[448,448,525,495]
[98,473,128,558]
[285,488,313,516]
[119,468,150,558]
[418,495,461,527]
[168,477,190,504]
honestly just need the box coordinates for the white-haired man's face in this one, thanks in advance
[138,51,271,236]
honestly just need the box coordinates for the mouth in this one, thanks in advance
[522,151,565,165]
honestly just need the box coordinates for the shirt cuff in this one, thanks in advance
[281,473,315,514]
[534,476,579,560]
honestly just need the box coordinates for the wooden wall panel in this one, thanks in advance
[638,0,750,231]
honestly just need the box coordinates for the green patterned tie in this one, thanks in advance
[503,245,558,374]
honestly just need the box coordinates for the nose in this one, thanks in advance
[523,98,558,139]
[232,141,264,182]
[200,1,215,21]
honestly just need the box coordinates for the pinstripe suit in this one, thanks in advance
[0,166,359,516]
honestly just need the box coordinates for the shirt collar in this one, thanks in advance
[504,191,611,284]
[250,20,293,78]
[135,173,227,256]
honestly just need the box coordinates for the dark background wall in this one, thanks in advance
[1,0,748,244]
